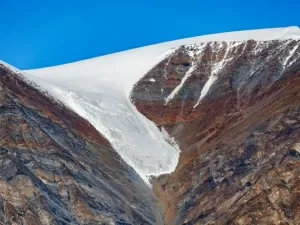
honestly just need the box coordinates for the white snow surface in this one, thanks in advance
[165,63,197,104]
[283,41,300,69]
[194,74,218,108]
[23,26,300,183]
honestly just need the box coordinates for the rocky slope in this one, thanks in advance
[0,63,158,225]
[131,39,300,224]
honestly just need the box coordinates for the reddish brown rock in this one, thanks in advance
[131,39,300,224]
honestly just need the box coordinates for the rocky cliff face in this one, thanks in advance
[131,39,300,224]
[0,64,158,225]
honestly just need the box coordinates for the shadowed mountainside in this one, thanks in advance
[0,64,158,225]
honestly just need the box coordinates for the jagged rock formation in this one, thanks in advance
[131,39,300,224]
[0,64,157,225]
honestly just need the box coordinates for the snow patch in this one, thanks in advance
[283,43,299,68]
[165,44,207,104]
[159,47,178,61]
[161,127,180,151]
[165,63,196,104]
[194,74,218,108]
[194,42,231,108]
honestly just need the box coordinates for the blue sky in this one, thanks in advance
[0,0,299,69]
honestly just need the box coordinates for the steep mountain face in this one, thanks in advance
[0,64,157,225]
[131,39,300,224]
[24,26,300,185]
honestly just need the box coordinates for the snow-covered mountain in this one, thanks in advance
[24,26,300,183]
[129,29,300,224]
[1,26,300,225]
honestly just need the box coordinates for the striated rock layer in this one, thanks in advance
[131,39,300,224]
[0,64,158,225]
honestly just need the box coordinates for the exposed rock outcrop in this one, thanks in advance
[131,39,300,224]
[0,64,157,225]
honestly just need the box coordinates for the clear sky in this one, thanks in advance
[0,0,299,69]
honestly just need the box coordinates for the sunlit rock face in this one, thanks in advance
[0,64,157,225]
[131,39,300,224]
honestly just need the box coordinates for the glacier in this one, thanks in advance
[23,26,300,183]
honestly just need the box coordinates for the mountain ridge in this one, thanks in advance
[1,26,300,224]
[0,63,158,224]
